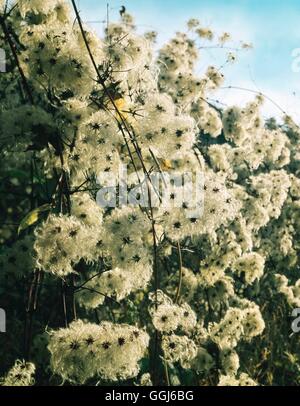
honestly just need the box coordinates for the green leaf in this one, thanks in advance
[18,204,51,235]
[5,169,28,180]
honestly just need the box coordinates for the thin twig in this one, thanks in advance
[75,271,104,289]
[76,286,121,305]
[164,359,171,386]
[174,241,183,304]
[221,85,286,114]
[61,280,68,328]
[0,16,34,104]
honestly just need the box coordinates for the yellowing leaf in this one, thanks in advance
[18,204,51,235]
[114,97,126,111]
[160,159,173,171]
[110,97,128,122]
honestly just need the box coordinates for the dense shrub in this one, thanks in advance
[0,0,300,386]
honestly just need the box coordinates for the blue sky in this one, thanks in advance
[77,0,300,120]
